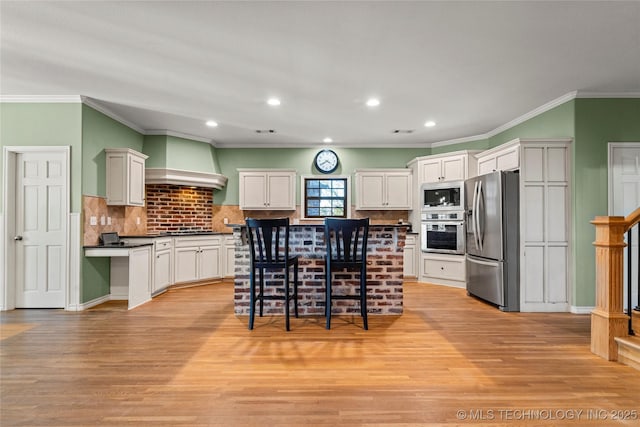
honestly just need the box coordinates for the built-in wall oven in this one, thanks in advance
[421,211,465,255]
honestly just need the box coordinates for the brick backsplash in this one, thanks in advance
[146,184,214,234]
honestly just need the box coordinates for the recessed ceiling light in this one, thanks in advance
[267,97,281,106]
[323,137,333,143]
[205,120,218,127]
[366,98,380,107]
[424,120,436,128]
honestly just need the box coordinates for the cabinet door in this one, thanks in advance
[403,236,416,278]
[128,154,146,206]
[385,173,412,209]
[420,159,442,183]
[357,173,385,209]
[175,247,199,283]
[477,156,497,176]
[267,173,295,209]
[198,246,221,280]
[224,240,235,278]
[239,173,267,209]
[106,153,127,205]
[442,156,465,181]
[154,250,172,292]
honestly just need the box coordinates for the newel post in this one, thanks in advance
[590,216,629,360]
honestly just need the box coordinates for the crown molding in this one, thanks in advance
[214,140,431,149]
[145,129,214,145]
[575,91,640,98]
[430,133,489,148]
[0,95,82,103]
[81,96,146,134]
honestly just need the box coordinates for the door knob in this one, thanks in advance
[14,236,23,241]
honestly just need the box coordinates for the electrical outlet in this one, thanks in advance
[223,217,229,224]
[107,217,112,226]
[90,216,97,226]
[100,215,106,226]
[136,217,141,225]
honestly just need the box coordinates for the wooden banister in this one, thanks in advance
[591,214,633,360]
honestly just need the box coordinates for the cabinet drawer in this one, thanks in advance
[154,239,173,251]
[405,234,417,246]
[174,236,222,248]
[422,255,465,281]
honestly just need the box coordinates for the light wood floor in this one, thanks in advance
[2,282,639,426]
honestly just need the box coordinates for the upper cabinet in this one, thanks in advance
[238,169,296,210]
[476,140,520,175]
[355,169,412,210]
[105,148,148,206]
[420,155,467,182]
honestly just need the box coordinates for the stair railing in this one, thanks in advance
[591,206,640,360]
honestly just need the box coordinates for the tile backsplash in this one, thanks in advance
[82,195,147,245]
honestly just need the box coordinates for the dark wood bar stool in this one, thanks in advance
[246,218,299,331]
[324,217,370,330]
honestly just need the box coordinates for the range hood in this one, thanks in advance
[145,168,227,189]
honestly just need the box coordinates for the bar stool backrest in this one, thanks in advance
[324,218,369,264]
[246,218,290,265]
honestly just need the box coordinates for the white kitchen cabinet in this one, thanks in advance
[420,253,466,288]
[476,140,520,175]
[420,155,466,182]
[238,169,296,210]
[403,233,417,278]
[174,236,222,284]
[355,169,412,210]
[518,139,572,312]
[223,235,235,278]
[105,148,148,206]
[153,238,173,293]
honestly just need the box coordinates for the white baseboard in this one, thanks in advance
[78,294,111,310]
[571,305,595,314]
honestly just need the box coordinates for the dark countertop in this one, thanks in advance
[121,231,229,238]
[228,223,411,228]
[83,242,153,249]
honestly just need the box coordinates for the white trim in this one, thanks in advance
[216,141,431,149]
[145,168,228,189]
[67,213,81,311]
[430,134,488,148]
[0,213,4,310]
[81,96,146,134]
[145,129,214,145]
[0,95,82,103]
[571,305,595,314]
[607,142,640,215]
[576,92,640,98]
[299,175,352,220]
[2,146,71,310]
[78,294,111,310]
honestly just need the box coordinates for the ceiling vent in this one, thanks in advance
[392,129,415,134]
[255,129,276,134]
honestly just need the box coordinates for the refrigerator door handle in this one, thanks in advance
[471,180,479,252]
[467,256,497,268]
[476,180,484,252]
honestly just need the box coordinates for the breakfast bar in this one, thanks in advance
[231,224,407,316]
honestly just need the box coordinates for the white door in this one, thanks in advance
[15,151,67,308]
[609,143,640,313]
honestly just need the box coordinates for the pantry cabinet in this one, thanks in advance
[105,148,148,206]
[238,169,296,210]
[174,236,222,284]
[355,169,412,210]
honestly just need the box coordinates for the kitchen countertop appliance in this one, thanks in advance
[465,170,519,311]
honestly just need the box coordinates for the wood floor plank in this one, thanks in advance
[1,282,639,426]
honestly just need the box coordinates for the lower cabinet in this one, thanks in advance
[420,253,466,288]
[174,236,222,284]
[223,235,235,278]
[403,234,417,278]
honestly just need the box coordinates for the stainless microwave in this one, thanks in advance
[421,180,464,211]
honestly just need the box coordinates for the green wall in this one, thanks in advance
[215,147,430,205]
[573,98,640,306]
[0,103,83,212]
[81,104,145,303]
[430,138,489,155]
[143,135,222,174]
[81,105,144,197]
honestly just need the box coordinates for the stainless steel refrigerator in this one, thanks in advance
[465,170,519,311]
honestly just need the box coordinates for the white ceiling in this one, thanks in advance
[1,1,639,148]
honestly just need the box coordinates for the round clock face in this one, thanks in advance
[314,149,339,174]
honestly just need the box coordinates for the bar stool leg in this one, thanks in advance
[249,267,256,330]
[284,266,291,331]
[361,269,368,330]
[293,261,299,318]
[258,268,264,317]
[326,263,332,330]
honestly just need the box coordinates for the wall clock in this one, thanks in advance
[314,149,339,174]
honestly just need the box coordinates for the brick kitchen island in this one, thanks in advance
[231,224,407,316]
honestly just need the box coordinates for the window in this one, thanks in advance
[303,177,348,218]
